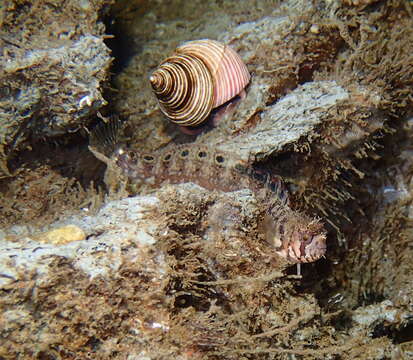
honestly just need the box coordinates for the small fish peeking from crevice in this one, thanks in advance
[260,204,326,264]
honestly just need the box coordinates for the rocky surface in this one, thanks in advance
[0,185,289,358]
[0,0,113,176]
[0,184,407,359]
[0,0,412,359]
[215,80,349,161]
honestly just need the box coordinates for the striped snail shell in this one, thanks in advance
[149,39,250,127]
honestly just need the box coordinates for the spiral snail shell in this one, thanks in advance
[149,39,250,127]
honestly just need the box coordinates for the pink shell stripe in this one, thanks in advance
[213,44,250,107]
[177,40,250,108]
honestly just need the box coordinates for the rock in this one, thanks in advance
[1,0,413,358]
[0,183,406,358]
[215,81,349,161]
[0,0,113,176]
[0,185,294,358]
[0,195,160,287]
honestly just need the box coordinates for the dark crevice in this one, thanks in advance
[372,319,413,345]
[103,2,148,74]
[5,130,106,189]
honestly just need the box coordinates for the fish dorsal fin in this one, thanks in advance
[89,117,124,157]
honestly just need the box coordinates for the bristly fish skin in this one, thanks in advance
[89,120,327,264]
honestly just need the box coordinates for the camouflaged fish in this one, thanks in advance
[89,119,326,264]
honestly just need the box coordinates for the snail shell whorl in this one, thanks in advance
[150,39,250,127]
[150,54,214,126]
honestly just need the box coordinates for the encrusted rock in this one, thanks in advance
[215,80,349,161]
[1,0,413,358]
[0,0,113,176]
